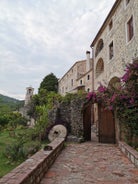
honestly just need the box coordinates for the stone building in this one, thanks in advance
[90,0,138,90]
[20,86,35,127]
[59,0,138,96]
[24,86,34,106]
[58,51,93,95]
[90,0,138,126]
[57,0,138,143]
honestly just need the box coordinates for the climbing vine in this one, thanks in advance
[87,62,138,146]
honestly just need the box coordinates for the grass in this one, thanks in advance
[0,128,34,178]
[0,126,65,178]
[0,130,23,178]
[0,128,49,178]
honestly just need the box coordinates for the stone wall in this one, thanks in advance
[0,138,65,184]
[70,98,84,137]
[48,97,86,138]
[119,141,138,168]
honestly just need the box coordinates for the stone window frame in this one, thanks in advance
[126,0,130,6]
[124,0,130,10]
[126,15,134,43]
[109,41,114,60]
[124,0,130,9]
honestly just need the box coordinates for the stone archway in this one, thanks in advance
[97,76,121,143]
[108,76,121,89]
[83,101,93,141]
[95,58,104,77]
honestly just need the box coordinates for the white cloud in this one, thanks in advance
[0,0,115,99]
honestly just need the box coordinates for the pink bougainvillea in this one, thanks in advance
[87,62,137,109]
[97,84,107,93]
[86,62,138,137]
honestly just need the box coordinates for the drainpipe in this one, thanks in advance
[90,46,95,129]
[91,47,94,91]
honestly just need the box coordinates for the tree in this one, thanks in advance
[39,73,58,93]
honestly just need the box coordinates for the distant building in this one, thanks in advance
[24,86,34,106]
[58,51,93,95]
[20,86,35,127]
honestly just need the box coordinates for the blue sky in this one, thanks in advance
[0,0,115,100]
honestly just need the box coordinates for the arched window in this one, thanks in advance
[96,58,104,77]
[95,39,104,57]
[108,77,121,89]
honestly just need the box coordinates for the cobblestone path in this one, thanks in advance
[41,142,138,184]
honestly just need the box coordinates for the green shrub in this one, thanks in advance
[4,140,41,162]
[23,141,41,156]
[4,142,25,161]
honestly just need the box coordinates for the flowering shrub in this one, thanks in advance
[87,62,138,144]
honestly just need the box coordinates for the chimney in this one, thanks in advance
[86,51,90,72]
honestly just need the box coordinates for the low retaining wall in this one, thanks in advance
[119,141,138,168]
[0,138,65,184]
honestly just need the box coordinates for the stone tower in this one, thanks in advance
[24,86,34,106]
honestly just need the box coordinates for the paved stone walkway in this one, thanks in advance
[41,142,138,184]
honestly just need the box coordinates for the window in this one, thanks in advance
[87,75,90,80]
[62,87,64,93]
[80,80,82,85]
[126,0,130,5]
[87,88,90,92]
[127,16,134,42]
[96,58,104,77]
[71,79,73,86]
[109,41,114,59]
[95,39,104,57]
[28,89,31,94]
[109,20,113,30]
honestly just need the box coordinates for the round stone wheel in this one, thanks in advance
[48,124,67,142]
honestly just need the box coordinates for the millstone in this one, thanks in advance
[48,124,67,142]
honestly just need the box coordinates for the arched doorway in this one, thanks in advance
[98,77,121,143]
[108,77,121,89]
[83,101,93,141]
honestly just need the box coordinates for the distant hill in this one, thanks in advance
[0,94,24,113]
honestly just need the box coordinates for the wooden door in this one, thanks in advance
[83,102,92,141]
[98,105,116,143]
